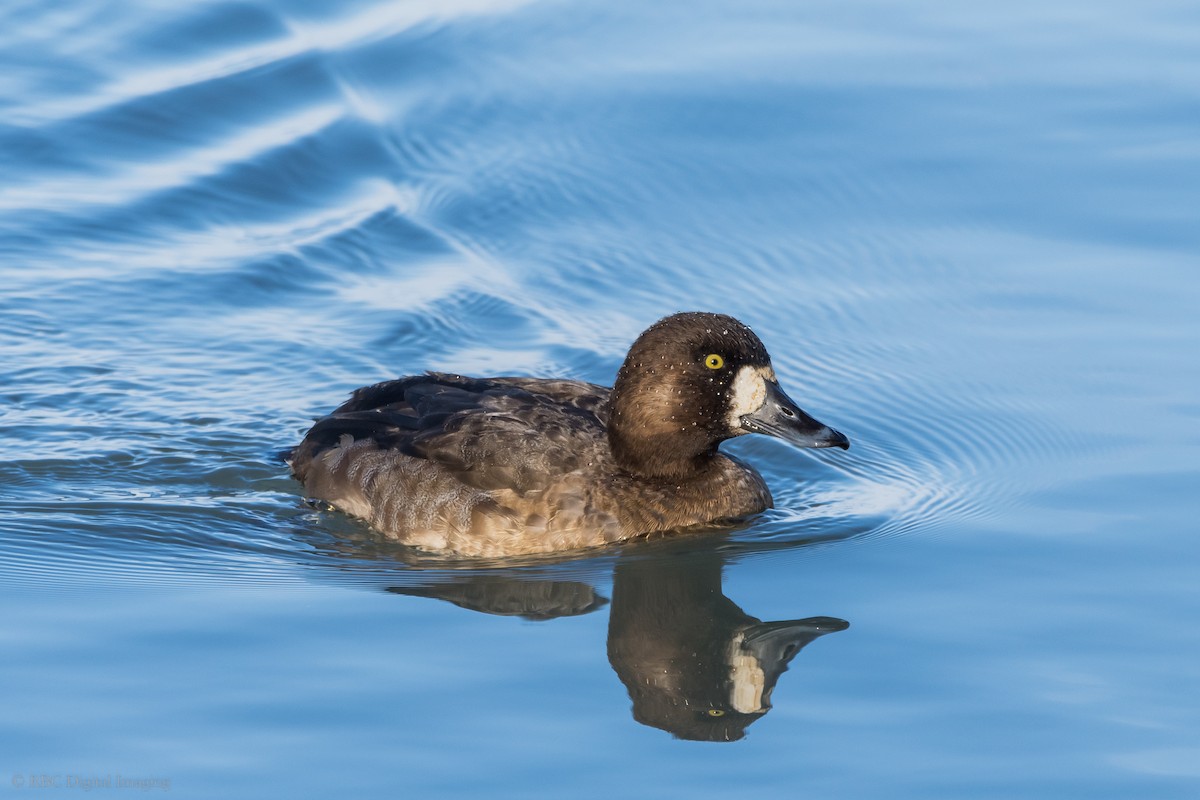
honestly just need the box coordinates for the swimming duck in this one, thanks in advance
[289,311,848,557]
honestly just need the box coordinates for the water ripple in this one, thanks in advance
[2,0,1167,594]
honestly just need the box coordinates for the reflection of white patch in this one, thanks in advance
[727,632,766,713]
[727,366,771,428]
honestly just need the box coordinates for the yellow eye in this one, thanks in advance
[707,709,726,717]
[704,354,725,370]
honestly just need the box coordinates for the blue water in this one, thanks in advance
[3,0,1199,796]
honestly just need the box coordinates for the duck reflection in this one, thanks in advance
[607,552,846,741]
[387,577,606,620]
[386,548,846,741]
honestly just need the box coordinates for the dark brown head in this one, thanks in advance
[607,312,849,479]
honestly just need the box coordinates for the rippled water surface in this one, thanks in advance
[3,0,1200,796]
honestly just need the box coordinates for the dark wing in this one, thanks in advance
[291,373,611,496]
[476,377,610,420]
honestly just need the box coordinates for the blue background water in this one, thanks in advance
[2,0,1199,796]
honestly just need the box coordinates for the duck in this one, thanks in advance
[288,311,849,557]
[607,551,848,741]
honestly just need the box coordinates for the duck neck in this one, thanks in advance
[612,437,717,481]
[606,394,721,481]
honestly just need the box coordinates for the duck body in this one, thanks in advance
[289,313,848,557]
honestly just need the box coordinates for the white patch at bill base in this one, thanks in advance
[727,631,767,713]
[726,365,771,428]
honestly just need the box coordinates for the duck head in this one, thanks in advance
[608,312,849,479]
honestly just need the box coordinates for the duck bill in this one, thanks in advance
[742,381,850,450]
[741,616,850,666]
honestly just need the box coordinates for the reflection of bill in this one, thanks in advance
[607,553,847,742]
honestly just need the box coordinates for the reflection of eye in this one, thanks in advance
[706,709,725,717]
[704,354,725,370]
